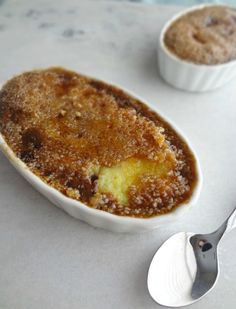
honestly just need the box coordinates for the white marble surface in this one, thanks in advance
[0,0,236,308]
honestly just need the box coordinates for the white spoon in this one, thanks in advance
[147,207,236,307]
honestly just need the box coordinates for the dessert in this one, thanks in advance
[164,6,236,65]
[0,67,198,218]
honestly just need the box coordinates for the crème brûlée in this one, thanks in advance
[0,67,198,218]
[164,6,236,65]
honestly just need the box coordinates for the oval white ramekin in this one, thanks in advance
[158,4,236,92]
[0,81,202,233]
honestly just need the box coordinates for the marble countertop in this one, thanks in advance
[0,0,236,308]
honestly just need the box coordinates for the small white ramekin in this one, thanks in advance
[158,4,236,92]
[0,82,202,233]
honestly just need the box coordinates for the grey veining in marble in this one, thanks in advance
[0,1,236,309]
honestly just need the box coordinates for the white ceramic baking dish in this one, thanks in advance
[158,4,236,92]
[0,82,202,233]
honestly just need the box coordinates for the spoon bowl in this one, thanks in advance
[147,207,236,307]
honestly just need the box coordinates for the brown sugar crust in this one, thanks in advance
[0,67,198,218]
[164,6,236,65]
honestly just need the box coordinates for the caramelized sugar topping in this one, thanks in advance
[0,67,198,218]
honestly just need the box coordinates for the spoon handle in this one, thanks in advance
[225,207,236,234]
[212,207,236,243]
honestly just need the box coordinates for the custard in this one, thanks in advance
[0,68,197,218]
